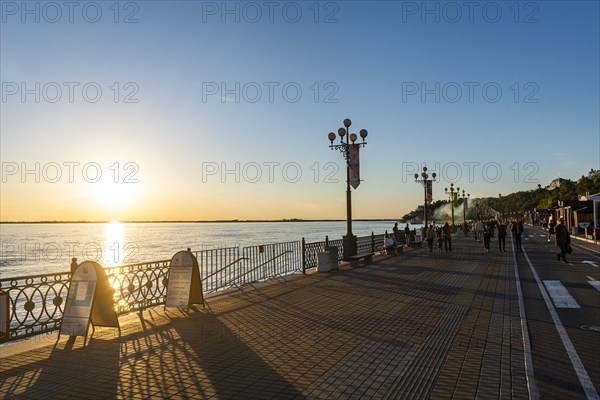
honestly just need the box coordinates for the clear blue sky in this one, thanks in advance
[1,1,599,221]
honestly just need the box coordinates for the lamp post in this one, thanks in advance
[328,118,368,259]
[414,166,436,227]
[460,189,470,224]
[445,183,459,227]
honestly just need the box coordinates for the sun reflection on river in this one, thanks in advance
[104,221,125,267]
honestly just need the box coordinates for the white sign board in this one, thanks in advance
[59,261,120,344]
[165,251,204,309]
[61,261,98,337]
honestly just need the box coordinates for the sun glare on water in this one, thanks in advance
[104,221,125,267]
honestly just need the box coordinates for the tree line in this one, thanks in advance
[403,169,600,221]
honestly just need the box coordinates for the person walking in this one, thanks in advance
[483,227,491,252]
[487,220,496,238]
[497,220,507,252]
[548,219,555,241]
[475,221,484,241]
[442,222,452,252]
[404,224,411,245]
[426,224,436,252]
[555,217,571,262]
[511,219,523,252]
[436,226,443,251]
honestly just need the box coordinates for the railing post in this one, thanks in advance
[302,238,306,274]
[325,235,329,248]
[70,257,78,275]
[371,231,375,253]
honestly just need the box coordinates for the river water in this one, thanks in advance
[0,221,424,278]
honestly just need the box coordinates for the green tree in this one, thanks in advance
[576,169,600,196]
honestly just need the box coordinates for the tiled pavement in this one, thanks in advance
[0,235,531,399]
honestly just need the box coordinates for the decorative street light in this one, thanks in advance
[414,166,436,227]
[460,189,470,224]
[445,183,460,227]
[328,118,368,259]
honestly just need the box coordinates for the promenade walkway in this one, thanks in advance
[0,235,531,399]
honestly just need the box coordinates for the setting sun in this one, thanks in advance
[90,180,141,211]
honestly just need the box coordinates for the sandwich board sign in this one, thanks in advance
[58,261,120,344]
[165,250,204,310]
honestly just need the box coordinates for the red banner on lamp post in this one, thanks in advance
[426,180,433,203]
[349,144,360,189]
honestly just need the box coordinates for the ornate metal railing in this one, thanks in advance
[301,232,387,272]
[105,259,171,315]
[0,233,392,343]
[0,272,71,341]
[0,243,304,343]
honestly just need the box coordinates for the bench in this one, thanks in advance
[385,245,404,255]
[345,252,374,267]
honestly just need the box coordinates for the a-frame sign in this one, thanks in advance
[165,250,204,310]
[58,261,120,345]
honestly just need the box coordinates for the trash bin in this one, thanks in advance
[327,246,339,270]
[316,251,330,272]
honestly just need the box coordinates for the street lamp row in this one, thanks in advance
[444,184,470,227]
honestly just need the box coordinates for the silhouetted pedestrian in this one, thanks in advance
[497,221,507,252]
[426,224,436,252]
[511,220,523,251]
[555,217,571,262]
[442,222,452,252]
[483,228,491,252]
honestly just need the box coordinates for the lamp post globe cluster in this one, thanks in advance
[328,118,368,259]
[414,166,436,227]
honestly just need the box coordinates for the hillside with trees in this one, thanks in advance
[403,169,600,221]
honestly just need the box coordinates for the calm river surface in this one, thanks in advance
[0,221,424,278]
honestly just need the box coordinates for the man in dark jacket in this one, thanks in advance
[497,220,507,252]
[442,222,452,252]
[555,217,571,262]
[511,220,523,252]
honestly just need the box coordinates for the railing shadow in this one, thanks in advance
[0,335,120,399]
[170,308,301,399]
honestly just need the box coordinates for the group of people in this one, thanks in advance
[424,222,453,252]
[384,222,453,253]
[474,219,524,253]
[384,217,572,261]
[402,222,454,253]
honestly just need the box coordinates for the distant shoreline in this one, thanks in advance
[0,219,397,224]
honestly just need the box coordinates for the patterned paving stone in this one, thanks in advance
[0,236,530,399]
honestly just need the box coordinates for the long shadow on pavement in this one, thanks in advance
[170,308,301,399]
[1,335,119,399]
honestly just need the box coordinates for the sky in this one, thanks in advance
[0,0,599,222]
